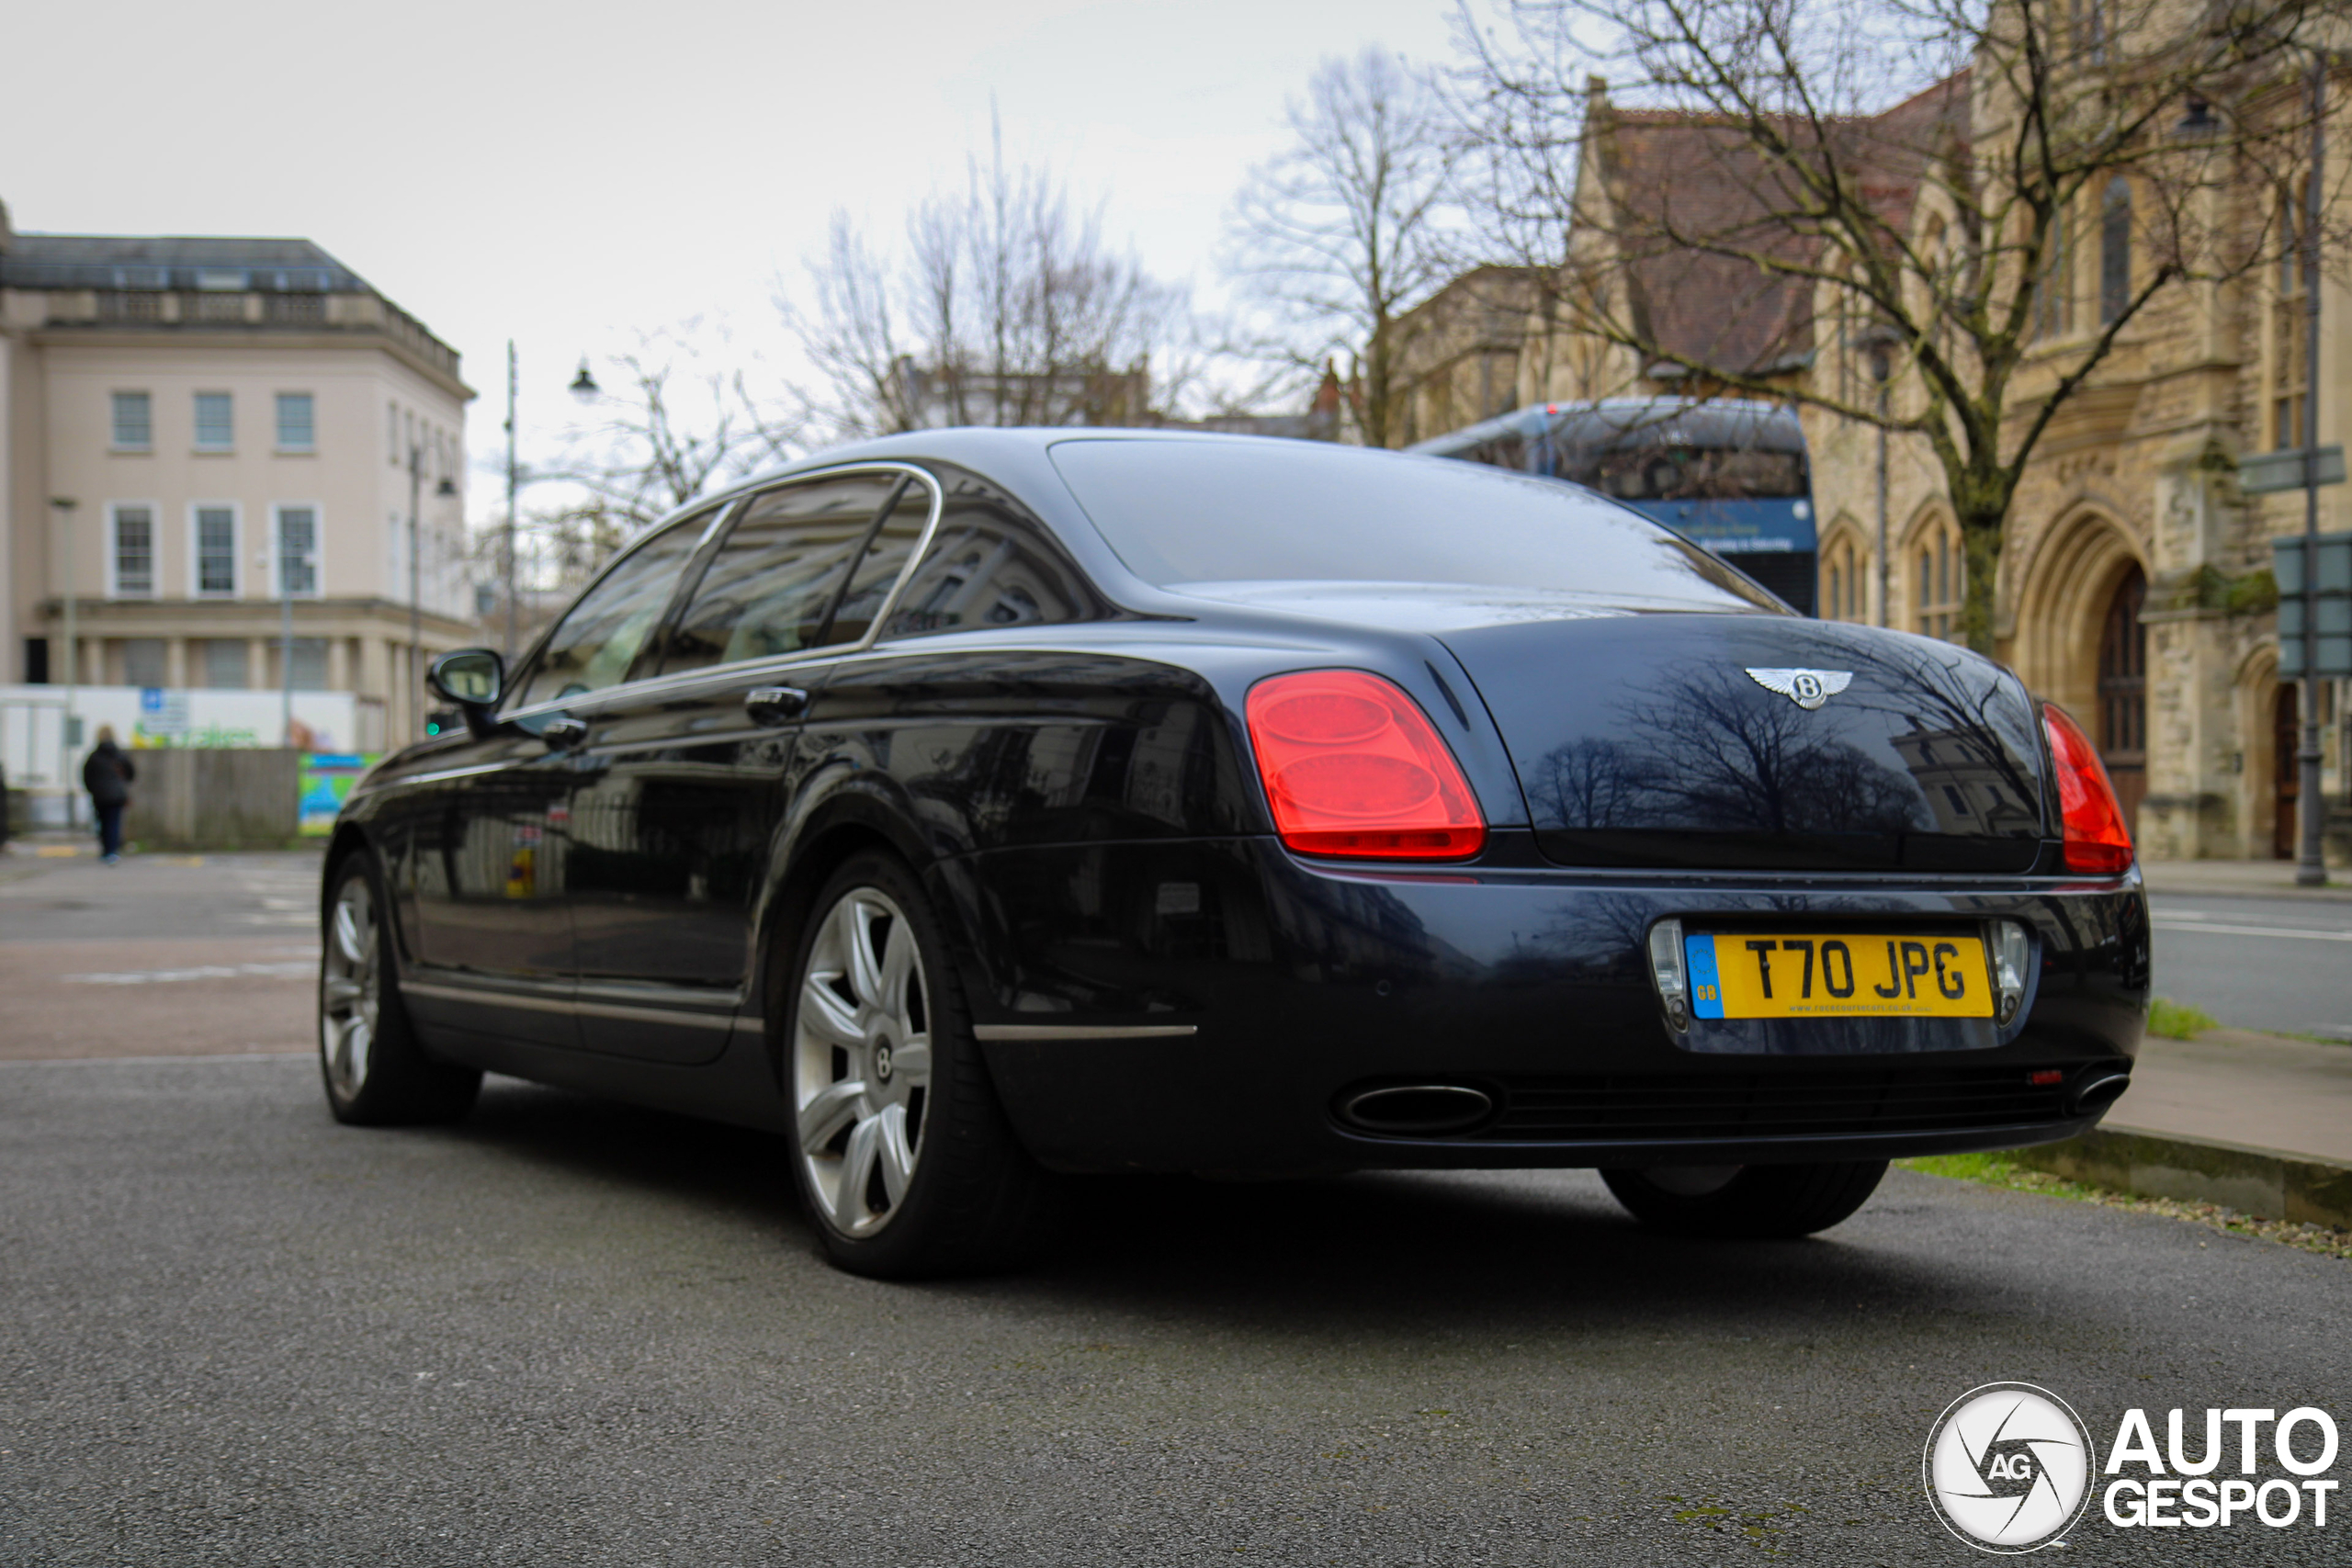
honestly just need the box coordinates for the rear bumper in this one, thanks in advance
[933,832,2149,1175]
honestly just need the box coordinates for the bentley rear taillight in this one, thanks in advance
[1246,671,1486,860]
[2042,702,2133,874]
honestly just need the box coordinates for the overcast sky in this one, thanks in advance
[2,0,1464,511]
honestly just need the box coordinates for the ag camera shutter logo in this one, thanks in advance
[1924,1382,2096,1552]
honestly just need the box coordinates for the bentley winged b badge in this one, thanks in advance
[1745,667,1853,710]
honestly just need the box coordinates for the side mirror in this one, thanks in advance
[426,649,505,737]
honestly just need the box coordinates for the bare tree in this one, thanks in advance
[552,324,799,533]
[787,127,1186,440]
[1464,0,2344,650]
[1227,49,1465,447]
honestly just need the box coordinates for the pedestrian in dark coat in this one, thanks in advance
[81,727,136,865]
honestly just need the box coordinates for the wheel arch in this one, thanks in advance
[748,780,946,1089]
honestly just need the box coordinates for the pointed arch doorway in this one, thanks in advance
[2097,566,2147,837]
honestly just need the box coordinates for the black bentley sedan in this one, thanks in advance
[317,429,2147,1276]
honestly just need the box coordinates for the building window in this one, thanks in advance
[195,506,238,596]
[2032,206,2073,341]
[109,505,155,598]
[2273,179,2309,452]
[121,639,167,689]
[2098,177,2132,325]
[1916,516,1964,640]
[285,637,330,691]
[276,506,320,597]
[194,392,234,451]
[1820,531,1868,623]
[203,639,249,690]
[388,402,400,465]
[111,391,153,451]
[277,393,315,452]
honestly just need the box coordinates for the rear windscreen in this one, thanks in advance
[1048,438,1779,610]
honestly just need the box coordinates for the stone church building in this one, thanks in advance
[1511,66,2348,864]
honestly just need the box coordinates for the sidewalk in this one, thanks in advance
[2017,1027,2352,1227]
[2141,856,2352,901]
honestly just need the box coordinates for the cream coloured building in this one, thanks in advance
[1,202,476,750]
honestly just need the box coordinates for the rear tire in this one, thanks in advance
[319,852,481,1126]
[783,851,1056,1279]
[1600,1160,1886,1238]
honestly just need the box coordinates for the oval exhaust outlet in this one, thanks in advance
[1338,1083,1494,1135]
[2069,1072,2131,1117]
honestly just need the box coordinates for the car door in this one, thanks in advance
[395,513,711,1050]
[564,468,938,1063]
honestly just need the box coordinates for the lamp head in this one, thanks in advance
[569,359,601,403]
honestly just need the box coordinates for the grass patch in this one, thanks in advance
[1897,1151,2352,1261]
[2147,997,2218,1039]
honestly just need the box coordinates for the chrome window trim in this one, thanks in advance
[495,462,944,724]
[497,495,742,717]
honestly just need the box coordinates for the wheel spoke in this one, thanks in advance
[797,1079,866,1155]
[799,974,863,1047]
[876,1103,915,1204]
[846,899,888,1009]
[878,919,917,1019]
[888,1036,931,1086]
[346,1017,371,1087]
[836,1113,883,1224]
[332,898,369,967]
[322,976,365,1009]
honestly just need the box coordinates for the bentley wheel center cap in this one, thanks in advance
[874,1043,894,1082]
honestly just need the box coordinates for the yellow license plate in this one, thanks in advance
[1687,932,1991,1020]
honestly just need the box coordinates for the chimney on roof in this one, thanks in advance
[1586,74,1608,104]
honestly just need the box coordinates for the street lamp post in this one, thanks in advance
[2293,53,2328,888]
[1863,333,1896,628]
[408,446,424,739]
[496,350,601,663]
[49,497,79,826]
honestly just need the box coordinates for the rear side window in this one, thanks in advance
[823,479,933,644]
[513,515,707,708]
[1048,438,1776,610]
[881,487,1099,639]
[658,474,906,676]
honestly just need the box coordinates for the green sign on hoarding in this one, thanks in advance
[2273,532,2352,679]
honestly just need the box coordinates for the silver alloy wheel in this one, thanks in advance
[320,874,380,1099]
[793,886,933,1237]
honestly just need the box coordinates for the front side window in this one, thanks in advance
[111,506,155,597]
[112,391,152,450]
[514,516,707,708]
[194,392,234,450]
[657,474,907,677]
[883,488,1097,638]
[277,392,316,451]
[195,506,237,595]
[276,506,319,596]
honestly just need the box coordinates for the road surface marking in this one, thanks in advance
[2151,919,2352,942]
[64,961,316,985]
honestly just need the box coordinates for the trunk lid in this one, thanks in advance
[1440,615,2049,872]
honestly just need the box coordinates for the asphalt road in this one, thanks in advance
[2146,893,2352,1041]
[2,1054,2347,1566]
[0,851,322,1059]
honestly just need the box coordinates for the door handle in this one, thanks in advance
[744,686,810,727]
[540,716,590,750]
